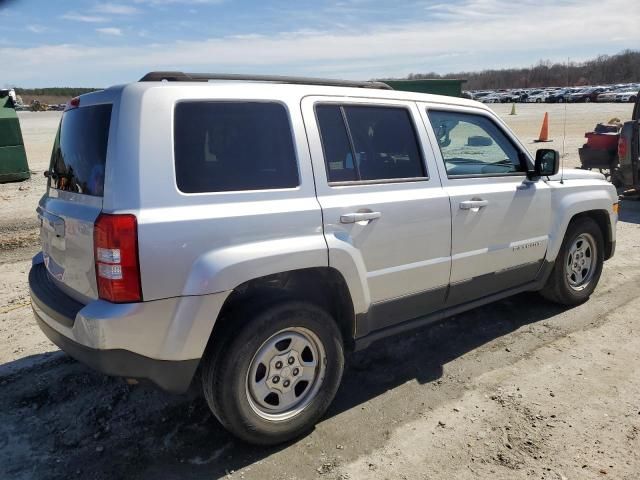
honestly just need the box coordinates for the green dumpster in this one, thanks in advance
[384,79,467,97]
[0,93,30,183]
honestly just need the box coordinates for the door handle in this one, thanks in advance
[459,199,489,210]
[340,211,382,224]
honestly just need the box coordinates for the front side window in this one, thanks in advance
[427,110,525,177]
[174,102,299,193]
[316,104,426,183]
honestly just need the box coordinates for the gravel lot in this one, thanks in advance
[1,103,639,479]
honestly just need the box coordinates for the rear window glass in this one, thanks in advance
[49,104,112,196]
[315,104,426,183]
[174,102,299,193]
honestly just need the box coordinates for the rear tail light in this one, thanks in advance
[618,137,628,159]
[94,213,142,303]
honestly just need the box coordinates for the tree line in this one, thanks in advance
[13,87,98,97]
[11,49,640,94]
[402,49,640,90]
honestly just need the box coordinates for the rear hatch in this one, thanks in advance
[38,101,112,303]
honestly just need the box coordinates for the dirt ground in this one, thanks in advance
[1,103,639,479]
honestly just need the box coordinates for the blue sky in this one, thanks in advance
[1,0,639,87]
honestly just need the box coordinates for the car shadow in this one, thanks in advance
[1,291,568,480]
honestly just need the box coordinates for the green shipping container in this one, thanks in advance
[384,79,467,98]
[0,94,30,183]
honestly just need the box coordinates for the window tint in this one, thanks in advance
[315,105,357,182]
[174,102,298,193]
[316,104,426,183]
[427,110,524,177]
[49,104,112,196]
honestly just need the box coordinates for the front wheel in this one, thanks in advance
[540,217,604,305]
[201,300,345,445]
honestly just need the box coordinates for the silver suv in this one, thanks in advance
[29,72,618,445]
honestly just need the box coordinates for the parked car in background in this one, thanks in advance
[470,91,492,101]
[615,90,638,103]
[546,88,572,103]
[596,90,619,103]
[526,90,549,103]
[503,90,524,103]
[568,87,607,103]
[480,93,506,103]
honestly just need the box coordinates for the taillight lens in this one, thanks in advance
[618,137,628,159]
[94,213,142,303]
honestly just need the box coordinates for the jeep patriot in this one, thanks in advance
[29,72,618,444]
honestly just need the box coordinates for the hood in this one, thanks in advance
[547,168,606,181]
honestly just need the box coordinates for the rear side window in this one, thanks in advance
[174,102,299,193]
[49,104,112,196]
[316,104,426,183]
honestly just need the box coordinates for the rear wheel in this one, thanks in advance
[201,300,345,445]
[540,217,604,305]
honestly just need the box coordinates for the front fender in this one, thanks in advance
[547,187,616,260]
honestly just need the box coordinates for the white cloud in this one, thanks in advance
[60,12,108,23]
[26,24,47,34]
[6,0,640,86]
[94,3,141,15]
[96,27,123,36]
[133,0,225,4]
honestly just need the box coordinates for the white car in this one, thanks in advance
[480,93,506,103]
[30,72,619,445]
[526,91,549,103]
[597,91,619,102]
[615,90,638,103]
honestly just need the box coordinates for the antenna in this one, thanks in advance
[560,57,569,184]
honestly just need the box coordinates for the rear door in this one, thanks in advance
[38,101,113,303]
[420,104,551,305]
[302,96,451,336]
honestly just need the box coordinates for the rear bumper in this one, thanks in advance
[29,256,229,393]
[33,312,198,393]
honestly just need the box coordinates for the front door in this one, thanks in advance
[302,97,452,335]
[421,105,551,305]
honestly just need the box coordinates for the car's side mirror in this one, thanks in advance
[529,149,560,178]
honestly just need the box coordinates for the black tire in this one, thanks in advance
[201,300,344,445]
[540,217,604,305]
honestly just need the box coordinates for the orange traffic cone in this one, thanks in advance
[534,112,552,142]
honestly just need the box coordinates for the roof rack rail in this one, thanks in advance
[139,71,393,90]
